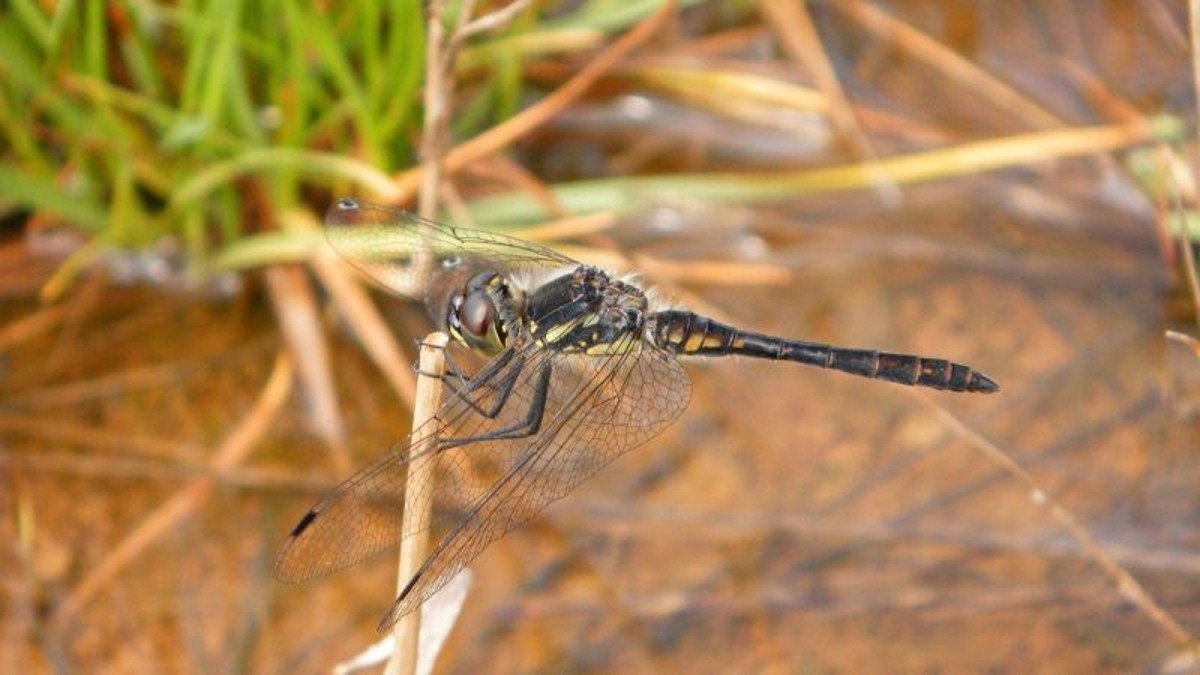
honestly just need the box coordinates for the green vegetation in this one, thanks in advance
[0,1,688,292]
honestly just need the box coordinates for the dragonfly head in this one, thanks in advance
[446,270,512,356]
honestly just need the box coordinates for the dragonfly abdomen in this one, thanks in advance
[651,310,998,393]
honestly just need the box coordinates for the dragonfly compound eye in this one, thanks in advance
[459,291,495,338]
[451,288,507,356]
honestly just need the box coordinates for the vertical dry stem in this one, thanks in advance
[388,1,455,671]
[388,332,449,675]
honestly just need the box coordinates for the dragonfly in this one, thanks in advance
[276,197,999,630]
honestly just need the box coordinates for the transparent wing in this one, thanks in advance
[379,338,691,628]
[275,324,690,628]
[323,198,577,300]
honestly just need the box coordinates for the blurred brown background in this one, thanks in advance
[2,1,1198,673]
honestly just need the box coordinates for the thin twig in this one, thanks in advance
[440,0,480,79]
[1171,0,1200,329]
[264,264,352,474]
[919,396,1199,652]
[1166,330,1200,355]
[301,205,417,411]
[510,211,618,241]
[458,0,534,41]
[5,338,276,409]
[467,155,569,218]
[420,0,451,214]
[389,333,448,675]
[835,0,1063,129]
[0,448,331,493]
[758,0,899,203]
[1191,0,1200,153]
[390,0,678,203]
[0,304,71,353]
[389,0,456,670]
[1173,190,1200,335]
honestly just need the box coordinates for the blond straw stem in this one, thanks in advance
[388,332,449,675]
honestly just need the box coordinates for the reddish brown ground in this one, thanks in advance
[3,3,1199,673]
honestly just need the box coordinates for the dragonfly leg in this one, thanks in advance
[439,361,553,450]
[441,348,527,419]
[422,348,477,393]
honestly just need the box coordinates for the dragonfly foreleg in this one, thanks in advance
[429,348,483,395]
[441,348,528,420]
[440,361,553,450]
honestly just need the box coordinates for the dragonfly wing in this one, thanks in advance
[376,339,691,629]
[274,340,533,582]
[275,418,438,583]
[324,198,576,300]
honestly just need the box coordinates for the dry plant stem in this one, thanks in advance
[287,203,416,417]
[758,0,897,200]
[389,333,449,675]
[44,270,105,376]
[391,0,678,202]
[511,211,618,242]
[921,397,1199,651]
[1192,0,1200,145]
[264,264,351,474]
[388,0,455,671]
[1166,330,1200,356]
[0,304,71,353]
[835,0,1062,129]
[1185,0,1200,330]
[0,412,193,459]
[1149,144,1200,330]
[469,155,568,217]
[1173,191,1200,334]
[310,240,416,409]
[418,0,452,223]
[51,351,294,627]
[661,23,770,60]
[0,445,329,493]
[630,253,792,287]
[561,500,1200,576]
[457,0,534,41]
[5,339,273,409]
[438,180,479,227]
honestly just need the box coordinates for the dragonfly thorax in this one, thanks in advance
[526,266,649,355]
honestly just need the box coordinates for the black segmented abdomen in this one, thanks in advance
[650,310,998,393]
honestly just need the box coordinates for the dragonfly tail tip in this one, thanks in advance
[970,372,1000,393]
